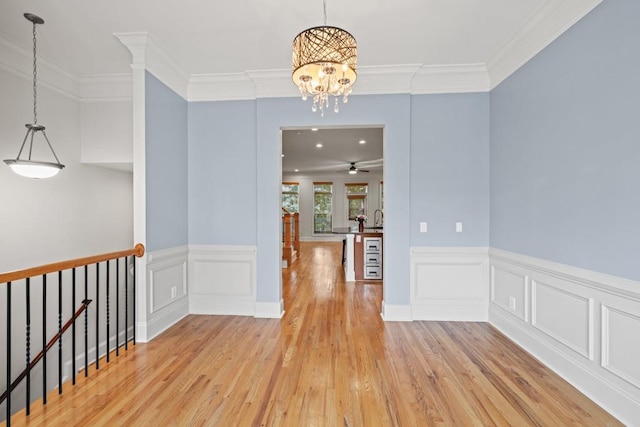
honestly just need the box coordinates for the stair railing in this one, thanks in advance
[0,244,145,426]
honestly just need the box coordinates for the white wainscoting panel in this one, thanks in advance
[145,246,189,340]
[188,245,257,316]
[489,248,640,425]
[602,302,640,390]
[490,263,529,321]
[410,247,489,321]
[531,279,593,360]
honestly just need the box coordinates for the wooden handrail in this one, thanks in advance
[0,243,145,284]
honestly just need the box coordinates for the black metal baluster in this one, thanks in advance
[106,260,110,363]
[133,256,136,345]
[42,274,47,405]
[6,281,11,427]
[72,268,76,385]
[84,265,88,377]
[25,278,31,415]
[58,270,62,394]
[95,263,99,370]
[125,258,129,350]
[116,258,120,356]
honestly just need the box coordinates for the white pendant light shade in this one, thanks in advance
[5,160,63,179]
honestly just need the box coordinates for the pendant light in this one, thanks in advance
[4,13,65,179]
[292,0,357,116]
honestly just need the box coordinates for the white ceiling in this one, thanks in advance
[0,0,597,80]
[282,127,383,176]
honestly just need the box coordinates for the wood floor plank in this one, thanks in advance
[7,241,622,426]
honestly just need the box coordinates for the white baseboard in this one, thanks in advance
[142,296,189,341]
[381,301,412,321]
[411,301,488,321]
[255,300,284,318]
[489,248,640,425]
[410,247,489,321]
[190,295,256,316]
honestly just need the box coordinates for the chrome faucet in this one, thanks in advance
[374,209,384,227]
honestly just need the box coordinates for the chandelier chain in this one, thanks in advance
[323,0,328,26]
[32,19,38,125]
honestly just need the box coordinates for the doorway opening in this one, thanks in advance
[280,126,384,308]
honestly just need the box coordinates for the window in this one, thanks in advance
[345,183,368,220]
[282,182,299,213]
[313,182,332,233]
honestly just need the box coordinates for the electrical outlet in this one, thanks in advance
[171,286,177,299]
[508,296,516,311]
[456,222,463,232]
[420,222,428,233]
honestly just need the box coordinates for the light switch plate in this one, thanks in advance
[420,222,427,233]
[456,222,463,232]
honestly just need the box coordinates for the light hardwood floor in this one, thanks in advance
[9,242,621,426]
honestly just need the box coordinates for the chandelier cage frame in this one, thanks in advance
[291,2,358,116]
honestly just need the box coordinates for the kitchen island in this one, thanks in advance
[333,227,383,282]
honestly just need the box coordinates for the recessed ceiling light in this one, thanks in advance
[316,143,323,148]
[281,154,285,157]
[294,169,299,172]
[311,128,318,131]
[359,139,366,144]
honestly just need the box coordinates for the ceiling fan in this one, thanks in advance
[340,162,370,174]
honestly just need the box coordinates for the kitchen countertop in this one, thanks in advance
[332,227,383,234]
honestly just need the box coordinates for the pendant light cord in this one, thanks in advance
[32,19,38,125]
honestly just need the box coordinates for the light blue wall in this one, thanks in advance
[411,94,490,246]
[145,72,189,251]
[490,0,640,280]
[185,93,491,306]
[188,101,257,245]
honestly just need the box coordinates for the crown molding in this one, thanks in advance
[245,69,298,99]
[188,73,256,101]
[0,1,604,104]
[79,74,132,101]
[114,32,189,99]
[0,35,80,99]
[357,64,422,95]
[411,64,490,94]
[187,63,488,101]
[487,0,602,89]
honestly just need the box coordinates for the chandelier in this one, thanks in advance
[292,0,357,116]
[4,13,65,179]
